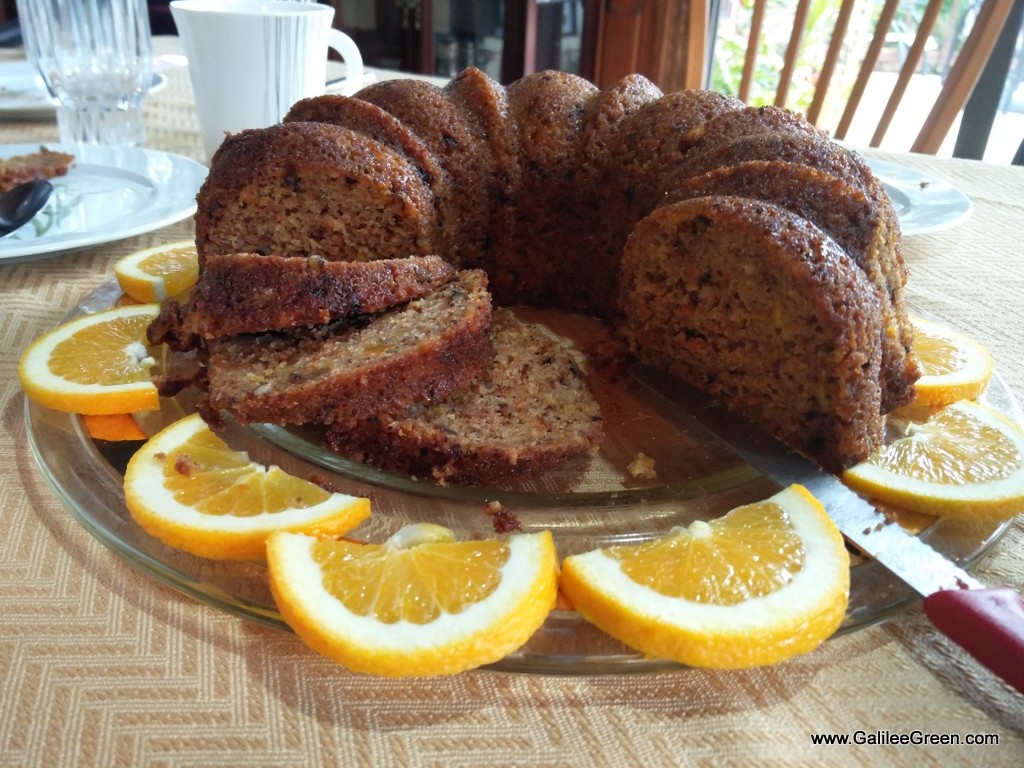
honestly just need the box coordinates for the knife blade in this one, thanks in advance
[634,366,1024,694]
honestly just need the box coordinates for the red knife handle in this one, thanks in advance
[923,587,1024,694]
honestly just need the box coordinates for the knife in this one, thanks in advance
[635,367,1024,694]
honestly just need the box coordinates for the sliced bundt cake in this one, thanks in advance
[182,67,917,476]
[203,269,493,428]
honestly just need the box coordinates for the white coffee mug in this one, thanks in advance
[170,0,364,159]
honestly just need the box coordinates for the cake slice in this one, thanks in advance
[282,95,453,256]
[670,130,911,405]
[0,146,75,193]
[176,253,456,338]
[203,269,493,428]
[194,122,440,265]
[490,71,598,309]
[326,310,604,486]
[619,196,884,473]
[355,78,493,268]
[664,160,918,410]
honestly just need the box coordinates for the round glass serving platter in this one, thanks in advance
[26,279,1020,675]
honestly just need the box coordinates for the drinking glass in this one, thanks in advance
[16,0,153,146]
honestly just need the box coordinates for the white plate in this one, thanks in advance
[0,61,168,119]
[0,143,207,262]
[867,157,973,236]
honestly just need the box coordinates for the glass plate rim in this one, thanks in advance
[23,279,1018,676]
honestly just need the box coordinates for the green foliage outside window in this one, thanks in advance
[709,0,975,119]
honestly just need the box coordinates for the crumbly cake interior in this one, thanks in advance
[327,310,604,486]
[619,197,883,473]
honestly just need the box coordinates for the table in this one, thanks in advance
[2,37,1023,768]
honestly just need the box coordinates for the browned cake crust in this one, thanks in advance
[489,70,598,308]
[355,78,493,267]
[606,89,745,216]
[326,310,604,486]
[665,160,917,410]
[203,269,493,427]
[676,105,822,155]
[194,122,439,265]
[442,68,522,274]
[572,74,663,316]
[176,253,456,338]
[619,196,884,473]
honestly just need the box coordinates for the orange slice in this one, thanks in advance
[113,240,199,303]
[267,523,558,677]
[910,315,994,407]
[18,304,161,415]
[81,413,147,442]
[559,484,850,669]
[843,399,1024,521]
[124,413,370,560]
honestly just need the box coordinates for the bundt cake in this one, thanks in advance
[179,66,918,478]
[326,309,604,486]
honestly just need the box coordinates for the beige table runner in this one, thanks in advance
[2,37,1023,767]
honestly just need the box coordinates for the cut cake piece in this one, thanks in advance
[355,78,494,268]
[663,160,918,411]
[326,310,604,486]
[177,253,456,338]
[618,196,884,473]
[194,122,440,265]
[203,269,493,428]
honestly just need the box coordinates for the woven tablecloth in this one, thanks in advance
[2,37,1023,767]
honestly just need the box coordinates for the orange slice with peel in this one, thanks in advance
[559,484,849,669]
[843,399,1024,521]
[18,304,161,415]
[113,240,199,303]
[124,413,370,560]
[909,315,993,407]
[267,523,558,677]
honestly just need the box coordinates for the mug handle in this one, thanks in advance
[325,29,364,94]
